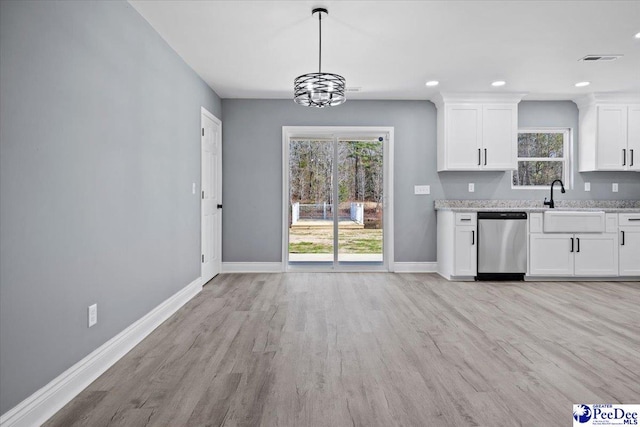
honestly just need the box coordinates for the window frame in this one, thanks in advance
[511,127,572,190]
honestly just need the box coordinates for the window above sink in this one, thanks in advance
[512,128,571,189]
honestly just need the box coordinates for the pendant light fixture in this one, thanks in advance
[294,8,346,108]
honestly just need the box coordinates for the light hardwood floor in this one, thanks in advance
[45,273,640,426]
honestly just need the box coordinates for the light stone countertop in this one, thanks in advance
[434,200,640,213]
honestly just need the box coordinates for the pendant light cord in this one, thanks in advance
[318,11,322,73]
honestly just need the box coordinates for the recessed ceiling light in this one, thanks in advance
[635,32,640,39]
[575,81,590,87]
[491,81,506,87]
[425,80,439,87]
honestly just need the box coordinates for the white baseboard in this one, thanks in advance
[221,262,283,273]
[0,277,203,427]
[393,262,439,273]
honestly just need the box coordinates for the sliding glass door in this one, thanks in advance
[336,138,384,263]
[288,139,334,264]
[285,129,390,270]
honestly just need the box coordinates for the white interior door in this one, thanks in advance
[201,108,222,283]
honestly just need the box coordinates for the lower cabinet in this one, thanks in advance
[573,234,619,276]
[454,226,477,276]
[619,228,640,276]
[529,233,574,276]
[529,232,618,276]
[437,211,477,279]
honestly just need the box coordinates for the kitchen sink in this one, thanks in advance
[543,210,605,233]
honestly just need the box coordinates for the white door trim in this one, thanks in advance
[282,126,395,272]
[201,107,222,283]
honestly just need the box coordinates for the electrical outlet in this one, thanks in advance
[612,183,619,193]
[192,183,196,194]
[88,304,97,328]
[584,182,591,192]
[468,183,475,193]
[414,185,430,195]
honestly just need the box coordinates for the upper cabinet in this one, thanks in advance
[576,94,640,172]
[433,93,526,171]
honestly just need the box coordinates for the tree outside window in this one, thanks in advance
[512,129,570,188]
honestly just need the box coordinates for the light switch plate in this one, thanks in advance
[584,182,590,192]
[88,304,97,328]
[468,183,475,193]
[612,183,618,193]
[414,185,430,195]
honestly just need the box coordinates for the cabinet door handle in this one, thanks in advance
[621,230,625,246]
[631,149,634,167]
[623,149,626,166]
[570,237,574,252]
[471,230,475,245]
[478,149,481,166]
[576,237,580,253]
[484,149,487,166]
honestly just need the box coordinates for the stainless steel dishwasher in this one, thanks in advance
[476,212,528,281]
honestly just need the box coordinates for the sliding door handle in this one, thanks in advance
[621,230,625,246]
[570,237,574,252]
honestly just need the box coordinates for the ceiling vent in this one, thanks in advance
[579,54,623,62]
[346,87,361,92]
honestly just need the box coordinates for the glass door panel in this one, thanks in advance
[337,139,384,263]
[288,139,334,264]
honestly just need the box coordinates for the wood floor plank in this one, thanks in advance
[43,273,640,427]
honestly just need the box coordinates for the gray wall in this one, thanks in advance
[0,1,221,413]
[221,99,640,264]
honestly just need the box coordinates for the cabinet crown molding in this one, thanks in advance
[432,92,528,109]
[574,92,640,109]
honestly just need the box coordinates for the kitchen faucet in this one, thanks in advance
[543,179,565,209]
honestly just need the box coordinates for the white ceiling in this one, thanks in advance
[129,0,640,101]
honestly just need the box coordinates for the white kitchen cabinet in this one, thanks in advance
[529,233,574,276]
[454,226,477,276]
[529,233,618,276]
[596,105,628,170]
[437,211,477,280]
[434,93,525,171]
[573,234,618,276]
[576,94,640,171]
[628,106,640,170]
[444,105,483,169]
[482,104,518,170]
[619,213,640,276]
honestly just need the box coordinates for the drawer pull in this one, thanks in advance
[628,218,640,221]
[460,218,471,221]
